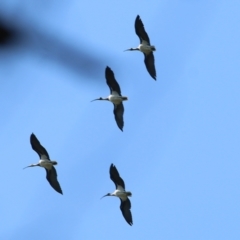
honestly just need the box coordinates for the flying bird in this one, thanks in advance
[24,133,63,194]
[91,66,127,131]
[125,15,156,80]
[101,164,133,226]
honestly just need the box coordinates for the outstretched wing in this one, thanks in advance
[120,198,133,226]
[135,15,150,44]
[113,103,124,131]
[45,167,63,194]
[30,133,50,159]
[105,66,122,95]
[144,52,156,80]
[110,163,125,189]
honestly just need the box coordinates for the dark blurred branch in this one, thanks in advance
[0,20,22,46]
[0,17,105,80]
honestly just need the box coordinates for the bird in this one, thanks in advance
[91,66,128,131]
[23,133,63,194]
[124,15,156,80]
[101,164,133,226]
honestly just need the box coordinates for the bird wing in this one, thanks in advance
[144,52,156,80]
[113,103,124,131]
[45,167,63,194]
[30,133,50,159]
[120,198,133,226]
[105,66,122,95]
[110,164,125,190]
[135,15,150,44]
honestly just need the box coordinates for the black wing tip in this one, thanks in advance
[110,163,116,169]
[30,133,39,143]
[110,163,119,174]
[149,72,156,80]
[110,164,114,174]
[52,184,63,195]
[105,66,114,78]
[58,186,63,194]
[55,188,63,194]
[30,133,38,144]
[30,133,36,139]
[127,221,133,226]
[136,15,143,24]
[106,66,112,72]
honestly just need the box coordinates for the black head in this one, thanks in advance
[91,97,109,102]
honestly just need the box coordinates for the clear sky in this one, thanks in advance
[0,0,240,239]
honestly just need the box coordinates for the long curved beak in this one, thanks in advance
[23,164,37,169]
[90,98,99,102]
[23,165,31,170]
[124,49,131,52]
[100,194,109,199]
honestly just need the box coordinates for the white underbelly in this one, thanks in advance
[139,44,152,54]
[109,95,122,104]
[115,190,128,200]
[39,160,52,169]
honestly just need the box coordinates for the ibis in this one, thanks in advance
[23,133,63,194]
[91,66,127,131]
[125,15,156,80]
[101,164,133,226]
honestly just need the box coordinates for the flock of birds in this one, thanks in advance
[24,15,156,226]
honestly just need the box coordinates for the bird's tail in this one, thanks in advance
[122,96,128,101]
[51,161,58,165]
[126,191,132,197]
[151,46,156,51]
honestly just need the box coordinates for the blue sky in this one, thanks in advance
[0,0,240,239]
